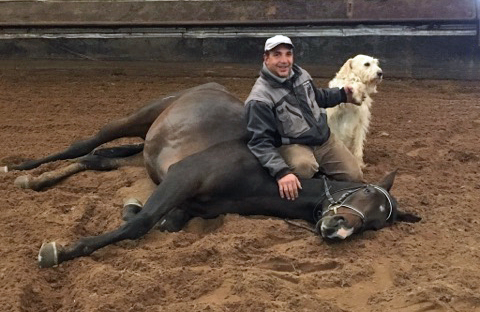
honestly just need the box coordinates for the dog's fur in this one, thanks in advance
[327,54,383,168]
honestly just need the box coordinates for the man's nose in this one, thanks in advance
[279,55,289,63]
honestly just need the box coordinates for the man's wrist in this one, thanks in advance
[275,168,292,181]
[340,87,347,103]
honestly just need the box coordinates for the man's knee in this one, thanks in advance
[289,157,318,179]
[345,168,364,183]
[333,165,364,182]
[279,144,319,179]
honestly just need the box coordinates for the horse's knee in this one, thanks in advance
[93,144,144,158]
[121,216,153,240]
[156,209,191,232]
[79,154,118,171]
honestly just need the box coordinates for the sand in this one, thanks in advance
[1,61,479,312]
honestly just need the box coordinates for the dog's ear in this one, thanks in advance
[336,58,353,77]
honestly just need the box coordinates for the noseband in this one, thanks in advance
[315,177,393,226]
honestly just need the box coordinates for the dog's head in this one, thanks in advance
[336,55,383,94]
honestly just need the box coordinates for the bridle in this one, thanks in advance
[284,177,395,235]
[314,177,393,228]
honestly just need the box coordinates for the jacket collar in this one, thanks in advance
[260,64,301,88]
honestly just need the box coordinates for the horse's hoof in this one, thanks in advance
[123,198,143,208]
[14,175,31,189]
[0,166,8,173]
[38,242,59,268]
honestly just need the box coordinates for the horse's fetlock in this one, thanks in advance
[74,240,92,255]
[82,245,93,255]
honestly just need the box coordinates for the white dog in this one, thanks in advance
[327,54,383,168]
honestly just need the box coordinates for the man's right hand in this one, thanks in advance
[277,173,302,200]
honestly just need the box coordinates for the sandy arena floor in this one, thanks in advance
[1,61,480,312]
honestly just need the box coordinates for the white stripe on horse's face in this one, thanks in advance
[320,223,354,240]
[379,204,386,213]
[331,227,354,240]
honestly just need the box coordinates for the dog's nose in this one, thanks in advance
[377,71,383,78]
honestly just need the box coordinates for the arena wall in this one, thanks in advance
[0,0,479,79]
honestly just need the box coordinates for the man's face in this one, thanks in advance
[264,44,293,78]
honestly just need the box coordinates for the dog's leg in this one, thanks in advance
[353,118,368,169]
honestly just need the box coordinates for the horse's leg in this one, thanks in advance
[122,198,192,232]
[92,143,144,158]
[122,198,144,221]
[5,95,177,172]
[15,146,144,191]
[38,164,200,267]
[15,163,87,191]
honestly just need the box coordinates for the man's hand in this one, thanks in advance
[344,85,363,106]
[277,173,302,200]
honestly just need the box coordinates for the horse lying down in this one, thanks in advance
[3,83,420,268]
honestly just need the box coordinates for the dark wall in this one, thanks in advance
[0,0,479,79]
[1,28,478,80]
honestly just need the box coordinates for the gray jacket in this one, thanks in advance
[245,64,346,179]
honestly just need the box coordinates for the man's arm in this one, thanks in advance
[314,86,347,108]
[245,100,303,200]
[245,100,291,179]
[315,85,360,108]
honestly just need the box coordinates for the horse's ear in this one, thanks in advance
[378,169,398,192]
[396,209,422,223]
[336,58,353,77]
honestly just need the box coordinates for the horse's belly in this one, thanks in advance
[143,88,247,183]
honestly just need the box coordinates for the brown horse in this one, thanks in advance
[3,83,420,268]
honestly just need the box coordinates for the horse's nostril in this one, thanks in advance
[377,72,383,77]
[333,216,347,227]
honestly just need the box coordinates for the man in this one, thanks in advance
[245,35,363,201]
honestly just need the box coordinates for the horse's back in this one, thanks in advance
[144,86,247,183]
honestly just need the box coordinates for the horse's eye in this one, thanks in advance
[364,62,370,67]
[363,188,371,194]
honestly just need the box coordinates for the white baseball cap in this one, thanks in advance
[264,35,294,52]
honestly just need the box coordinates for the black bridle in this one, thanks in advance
[313,177,393,233]
[284,177,394,235]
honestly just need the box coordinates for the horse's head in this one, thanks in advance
[316,171,421,240]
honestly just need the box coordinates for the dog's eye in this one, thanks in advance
[364,62,370,67]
